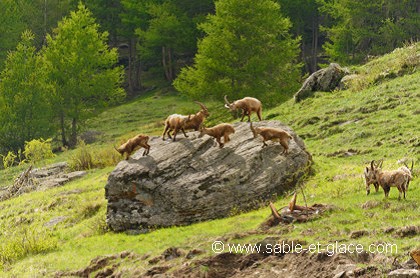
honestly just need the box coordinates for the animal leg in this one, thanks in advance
[374,182,379,193]
[167,129,173,139]
[181,128,189,138]
[280,140,289,155]
[240,111,246,122]
[257,108,262,121]
[172,128,179,142]
[383,185,390,198]
[262,141,268,148]
[216,137,224,148]
[162,125,170,140]
[224,134,230,143]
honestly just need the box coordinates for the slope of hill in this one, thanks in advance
[0,44,419,276]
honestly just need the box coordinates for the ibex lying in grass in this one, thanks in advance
[365,160,410,200]
[115,134,150,160]
[199,123,235,148]
[224,95,262,122]
[162,114,191,141]
[250,122,293,154]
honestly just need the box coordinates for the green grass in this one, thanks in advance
[0,44,419,276]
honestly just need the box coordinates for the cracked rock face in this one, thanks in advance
[105,121,312,232]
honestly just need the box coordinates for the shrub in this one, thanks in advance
[23,138,55,164]
[0,227,57,269]
[2,151,17,169]
[69,140,94,171]
[93,147,121,168]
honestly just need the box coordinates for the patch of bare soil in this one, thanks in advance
[172,250,387,278]
[54,242,420,278]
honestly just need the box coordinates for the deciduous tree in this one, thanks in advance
[43,3,125,148]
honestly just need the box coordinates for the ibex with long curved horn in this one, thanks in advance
[163,101,210,141]
[224,95,262,122]
[183,101,210,131]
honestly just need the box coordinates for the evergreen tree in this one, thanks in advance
[173,0,301,104]
[136,1,196,81]
[320,0,420,64]
[0,0,27,67]
[43,3,125,148]
[0,30,53,153]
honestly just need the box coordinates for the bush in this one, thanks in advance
[69,141,121,171]
[69,140,94,171]
[0,227,57,269]
[2,151,17,169]
[23,138,55,164]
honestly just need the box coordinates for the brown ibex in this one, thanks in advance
[199,123,235,148]
[115,134,150,160]
[163,102,209,140]
[224,95,262,122]
[162,114,191,141]
[365,160,410,200]
[250,122,293,154]
[183,101,210,131]
[398,160,414,189]
[364,159,383,195]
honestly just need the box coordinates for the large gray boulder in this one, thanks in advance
[294,63,348,102]
[105,121,312,232]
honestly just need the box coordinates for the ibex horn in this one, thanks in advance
[224,95,230,105]
[371,160,375,170]
[194,101,208,111]
[377,159,383,168]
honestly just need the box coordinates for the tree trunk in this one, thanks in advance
[69,117,77,148]
[162,46,170,81]
[128,38,141,95]
[60,111,68,147]
[311,14,319,72]
[168,47,173,81]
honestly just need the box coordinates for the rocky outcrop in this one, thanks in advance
[105,121,311,232]
[0,162,87,201]
[294,63,348,102]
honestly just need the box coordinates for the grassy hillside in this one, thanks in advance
[0,44,419,276]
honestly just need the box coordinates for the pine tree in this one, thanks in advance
[173,0,301,105]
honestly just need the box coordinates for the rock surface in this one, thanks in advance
[0,162,87,201]
[388,269,420,278]
[294,63,348,102]
[105,121,312,232]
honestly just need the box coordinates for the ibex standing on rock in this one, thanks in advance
[115,134,150,160]
[183,101,210,131]
[199,123,235,148]
[224,95,262,122]
[162,114,191,141]
[250,122,293,154]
